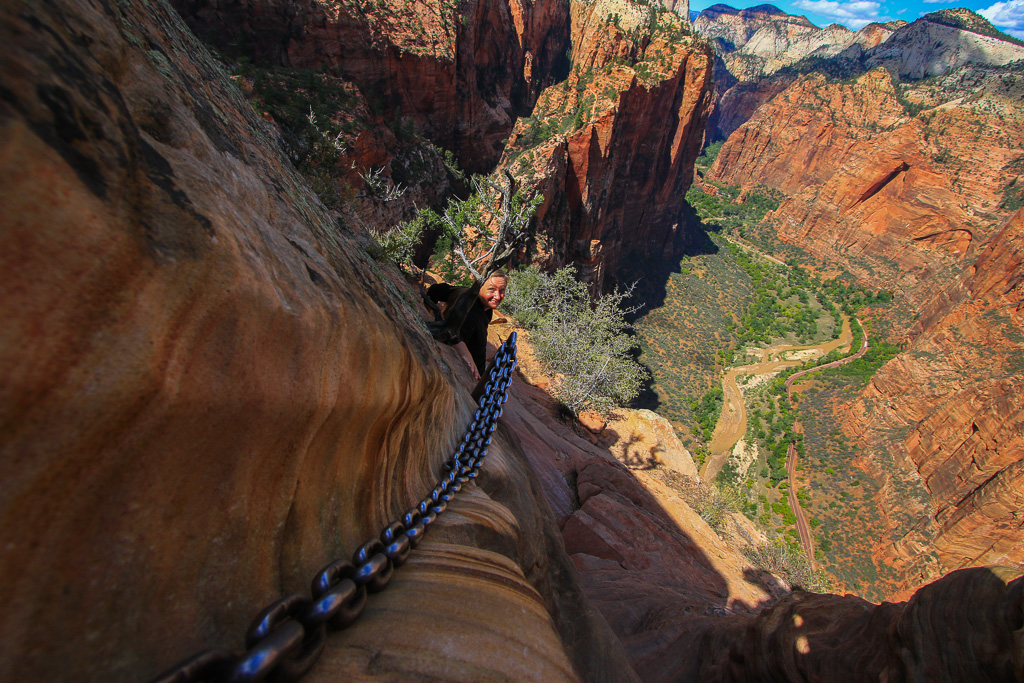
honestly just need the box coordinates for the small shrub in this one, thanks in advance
[504,265,648,415]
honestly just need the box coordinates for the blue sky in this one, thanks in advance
[690,0,1024,37]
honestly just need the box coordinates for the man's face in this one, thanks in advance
[478,276,507,310]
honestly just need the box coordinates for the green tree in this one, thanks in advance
[504,266,648,415]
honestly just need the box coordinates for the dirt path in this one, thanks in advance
[719,233,787,266]
[784,321,869,567]
[700,316,854,481]
[786,441,815,568]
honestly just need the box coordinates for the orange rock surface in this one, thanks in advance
[0,1,629,680]
[171,0,571,171]
[3,0,1023,680]
[844,207,1024,593]
[502,0,714,291]
[710,65,1023,307]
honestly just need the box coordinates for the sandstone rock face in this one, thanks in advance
[706,22,1024,600]
[0,1,632,680]
[502,0,714,291]
[842,207,1024,593]
[709,64,1024,307]
[171,0,571,171]
[698,8,899,142]
[5,0,1024,680]
[604,408,699,477]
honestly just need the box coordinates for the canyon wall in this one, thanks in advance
[0,1,631,679]
[172,0,572,172]
[2,0,1022,681]
[501,0,714,291]
[843,207,1024,592]
[704,7,1024,601]
[709,63,1023,308]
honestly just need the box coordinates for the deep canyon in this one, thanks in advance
[0,0,1021,681]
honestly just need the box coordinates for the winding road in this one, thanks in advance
[700,317,854,481]
[697,234,874,566]
[783,322,869,567]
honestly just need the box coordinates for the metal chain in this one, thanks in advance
[148,332,518,683]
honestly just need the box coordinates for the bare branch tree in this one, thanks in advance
[357,166,406,202]
[437,170,541,282]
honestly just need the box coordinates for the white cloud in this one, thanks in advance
[791,0,885,29]
[980,0,1024,32]
[921,0,954,4]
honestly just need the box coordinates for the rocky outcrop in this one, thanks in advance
[708,64,1024,307]
[695,566,1024,682]
[171,0,572,172]
[842,207,1024,593]
[0,1,631,680]
[502,0,714,291]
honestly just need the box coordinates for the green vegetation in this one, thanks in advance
[743,538,834,591]
[503,266,648,415]
[238,65,358,208]
[1002,157,1024,212]
[691,386,724,441]
[634,238,754,435]
[428,176,543,284]
[686,181,784,236]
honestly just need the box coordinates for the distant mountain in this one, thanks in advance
[693,4,811,53]
[866,8,1024,79]
[925,7,1024,46]
[695,5,904,82]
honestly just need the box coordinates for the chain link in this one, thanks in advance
[148,333,518,683]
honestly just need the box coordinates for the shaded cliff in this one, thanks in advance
[171,0,571,172]
[500,0,714,291]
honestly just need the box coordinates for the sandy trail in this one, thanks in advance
[700,316,854,481]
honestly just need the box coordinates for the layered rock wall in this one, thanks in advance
[709,65,1023,307]
[0,1,630,679]
[172,0,572,171]
[503,0,714,291]
[844,208,1024,590]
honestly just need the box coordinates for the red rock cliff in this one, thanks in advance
[502,0,714,291]
[709,64,1024,308]
[843,207,1024,594]
[171,0,571,172]
[0,1,631,679]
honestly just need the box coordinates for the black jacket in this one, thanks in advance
[427,282,492,374]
